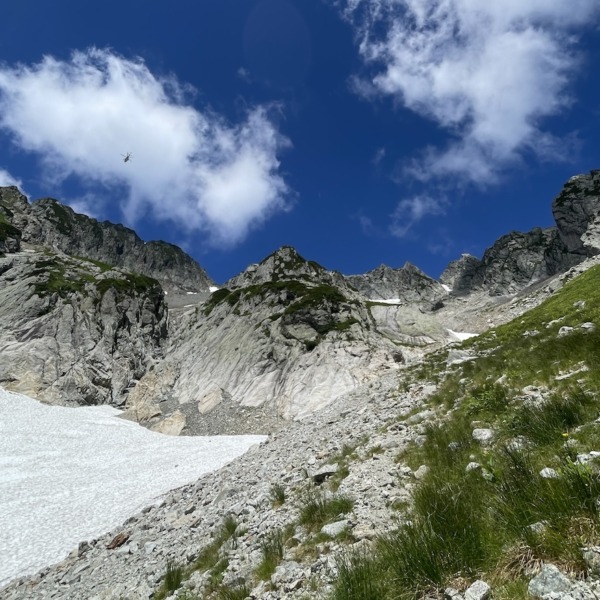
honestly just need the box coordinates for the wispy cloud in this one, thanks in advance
[0,48,291,246]
[340,0,599,185]
[390,194,446,238]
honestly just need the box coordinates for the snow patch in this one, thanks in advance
[186,291,198,295]
[209,286,220,293]
[448,329,478,341]
[441,284,451,293]
[0,387,265,586]
[373,298,402,305]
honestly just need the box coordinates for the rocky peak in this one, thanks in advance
[0,189,23,254]
[442,228,581,297]
[552,170,600,256]
[0,187,214,294]
[345,261,447,306]
[439,254,481,293]
[225,245,346,290]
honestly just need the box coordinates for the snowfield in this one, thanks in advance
[0,387,266,587]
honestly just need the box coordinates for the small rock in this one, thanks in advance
[540,468,559,479]
[414,465,430,480]
[528,564,572,598]
[465,579,491,600]
[583,547,600,576]
[321,520,348,538]
[106,532,129,549]
[77,541,89,557]
[466,462,482,473]
[558,326,574,337]
[472,428,495,446]
[528,521,548,535]
[312,463,339,484]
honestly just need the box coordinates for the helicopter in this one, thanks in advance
[121,152,133,163]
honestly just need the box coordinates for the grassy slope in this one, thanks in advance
[333,264,600,600]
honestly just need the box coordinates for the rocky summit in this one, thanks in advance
[1,170,600,599]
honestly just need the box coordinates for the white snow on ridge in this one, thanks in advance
[441,284,451,293]
[209,286,220,293]
[448,329,478,341]
[373,298,402,305]
[0,388,265,587]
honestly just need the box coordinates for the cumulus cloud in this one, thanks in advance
[0,48,290,245]
[0,168,23,189]
[341,0,599,184]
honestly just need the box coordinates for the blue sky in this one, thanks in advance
[0,0,599,284]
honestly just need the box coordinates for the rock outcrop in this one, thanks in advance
[439,170,600,296]
[346,262,447,306]
[441,227,580,296]
[439,253,482,293]
[0,247,167,406]
[124,248,405,434]
[0,187,213,294]
[553,170,600,256]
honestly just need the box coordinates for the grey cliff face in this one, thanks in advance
[552,170,600,256]
[0,248,168,406]
[0,187,24,254]
[439,254,482,293]
[447,228,580,296]
[0,186,213,294]
[346,262,446,306]
[441,226,584,297]
[125,264,404,435]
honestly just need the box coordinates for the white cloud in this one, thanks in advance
[0,48,291,245]
[0,168,23,189]
[390,194,446,238]
[340,0,599,184]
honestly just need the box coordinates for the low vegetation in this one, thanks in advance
[155,515,241,600]
[330,264,600,599]
[30,255,159,300]
[299,490,354,533]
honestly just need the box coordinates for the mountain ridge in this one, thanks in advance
[0,170,599,429]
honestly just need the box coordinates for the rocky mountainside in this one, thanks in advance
[1,171,600,430]
[123,246,405,435]
[0,247,167,406]
[1,171,600,599]
[0,187,213,294]
[3,250,600,600]
[438,172,600,297]
[439,227,579,296]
